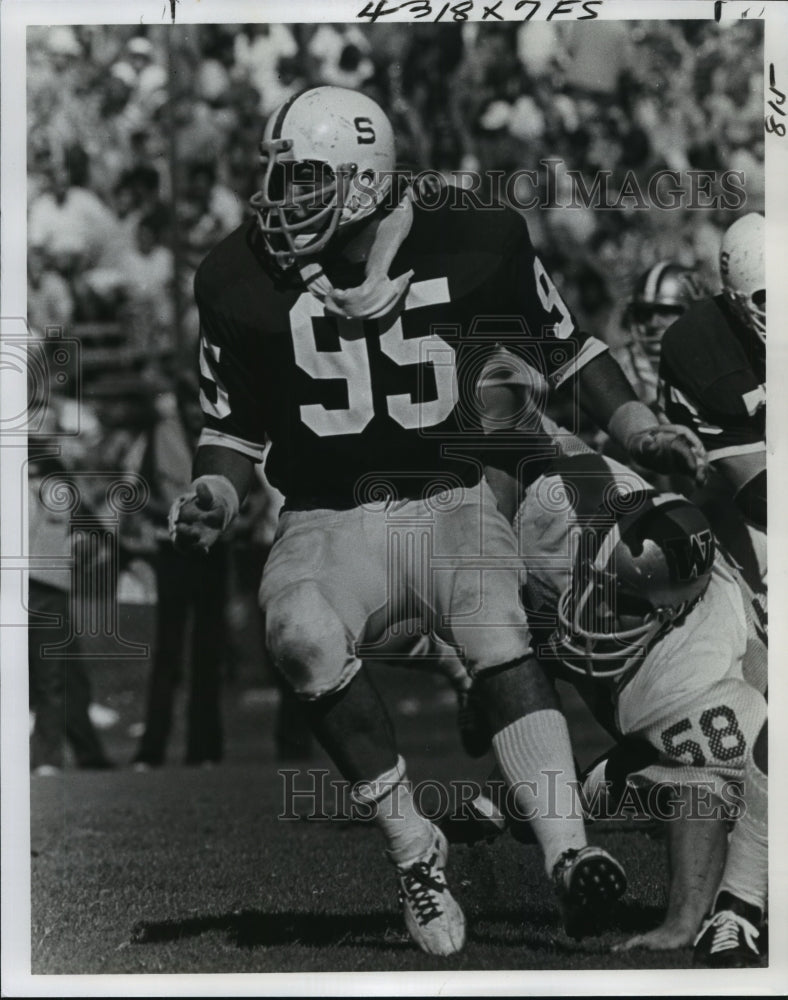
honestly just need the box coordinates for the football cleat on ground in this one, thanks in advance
[552,845,627,939]
[693,892,763,967]
[391,826,466,956]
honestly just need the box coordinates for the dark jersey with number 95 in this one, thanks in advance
[195,195,606,506]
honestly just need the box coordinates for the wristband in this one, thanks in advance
[192,474,240,529]
[607,401,660,450]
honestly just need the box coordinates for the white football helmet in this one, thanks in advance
[551,492,715,680]
[720,212,765,343]
[250,86,396,266]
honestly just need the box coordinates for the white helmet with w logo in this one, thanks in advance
[552,492,715,680]
[250,86,397,266]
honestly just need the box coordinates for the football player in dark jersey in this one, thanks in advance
[603,261,708,493]
[169,85,708,955]
[658,212,767,968]
[659,213,766,560]
[617,261,708,407]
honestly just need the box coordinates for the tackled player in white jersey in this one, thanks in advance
[446,422,766,961]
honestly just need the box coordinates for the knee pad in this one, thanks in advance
[263,582,360,699]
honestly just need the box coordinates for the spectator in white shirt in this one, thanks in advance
[307,25,375,90]
[232,25,301,117]
[28,158,122,274]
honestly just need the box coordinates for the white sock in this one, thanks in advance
[717,755,768,913]
[492,709,586,874]
[353,756,434,867]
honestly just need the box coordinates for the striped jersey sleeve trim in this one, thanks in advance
[550,336,609,389]
[707,441,766,462]
[199,427,267,462]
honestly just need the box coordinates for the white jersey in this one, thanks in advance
[516,454,767,793]
[614,557,766,789]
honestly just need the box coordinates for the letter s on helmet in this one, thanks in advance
[250,86,396,267]
[720,212,765,343]
[552,492,715,680]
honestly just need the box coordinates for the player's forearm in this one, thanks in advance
[192,444,257,508]
[617,799,729,952]
[575,351,708,484]
[575,350,658,440]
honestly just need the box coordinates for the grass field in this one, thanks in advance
[21,629,717,980]
[29,769,678,976]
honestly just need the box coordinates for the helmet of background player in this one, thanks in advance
[551,492,715,680]
[623,261,708,366]
[720,212,765,343]
[250,86,396,267]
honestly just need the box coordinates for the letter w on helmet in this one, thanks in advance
[552,492,715,680]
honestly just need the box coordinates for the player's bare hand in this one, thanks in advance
[627,424,709,486]
[612,924,695,952]
[168,480,236,555]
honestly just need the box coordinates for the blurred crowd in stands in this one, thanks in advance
[26,20,764,766]
[28,20,764,360]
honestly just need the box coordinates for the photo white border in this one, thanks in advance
[3,0,787,995]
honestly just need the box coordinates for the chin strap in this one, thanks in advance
[298,188,415,321]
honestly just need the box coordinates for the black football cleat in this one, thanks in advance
[552,845,627,939]
[693,892,763,967]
